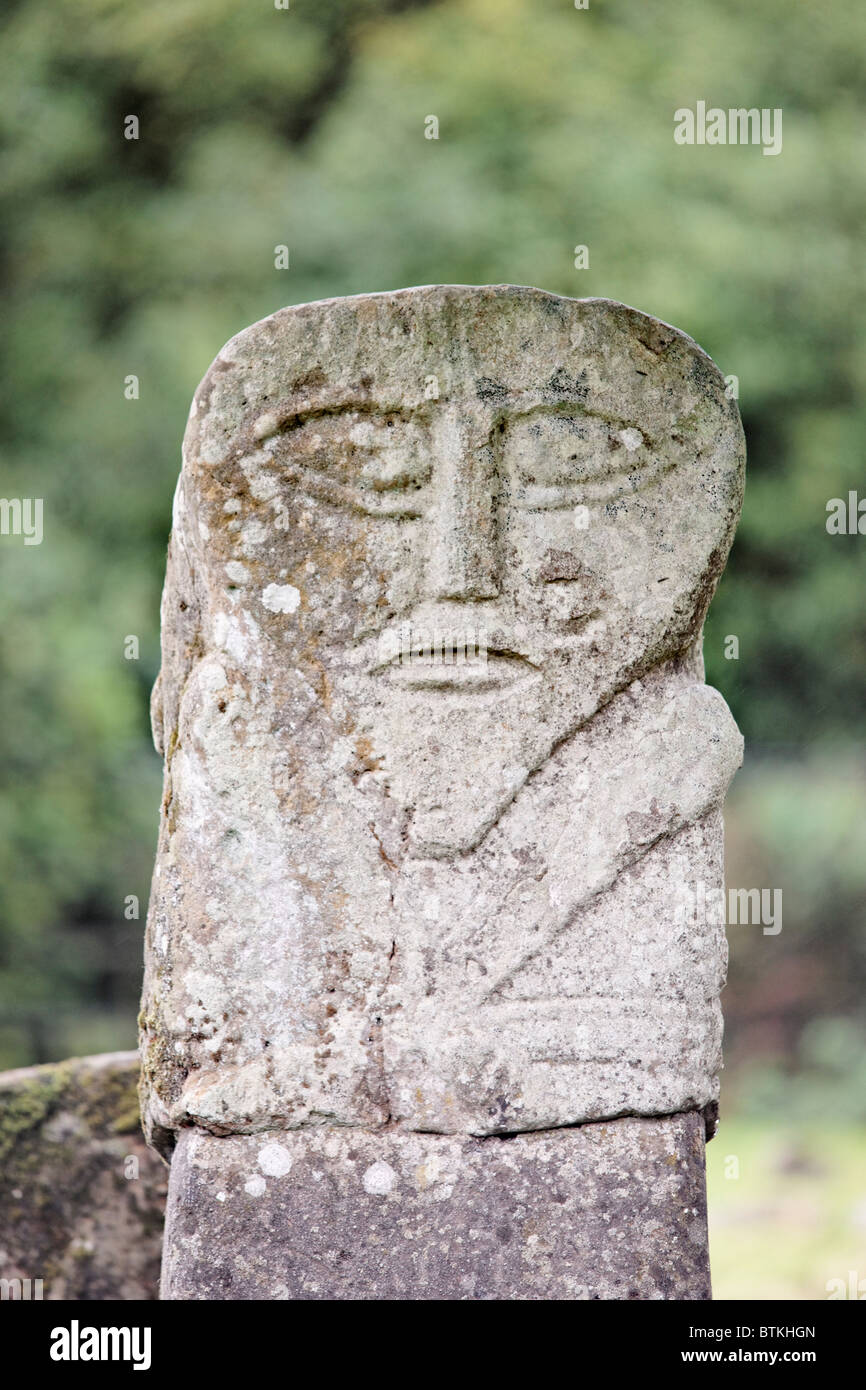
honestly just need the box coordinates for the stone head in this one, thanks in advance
[174,285,744,855]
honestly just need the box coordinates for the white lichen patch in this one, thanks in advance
[240,519,268,548]
[261,583,300,615]
[249,475,280,502]
[257,1143,293,1178]
[618,427,644,452]
[171,477,186,530]
[211,612,260,666]
[362,1161,398,1196]
[253,411,280,441]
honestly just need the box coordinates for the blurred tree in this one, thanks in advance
[0,0,864,1067]
[0,0,442,1063]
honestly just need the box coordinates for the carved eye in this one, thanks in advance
[505,412,661,509]
[275,413,431,517]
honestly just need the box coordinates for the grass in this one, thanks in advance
[707,1119,866,1300]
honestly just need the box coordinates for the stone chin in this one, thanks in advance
[324,582,716,859]
[353,666,592,860]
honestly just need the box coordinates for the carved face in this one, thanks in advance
[186,287,744,856]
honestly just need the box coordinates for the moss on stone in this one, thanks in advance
[0,1069,68,1167]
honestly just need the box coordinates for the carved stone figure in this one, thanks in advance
[141,286,744,1299]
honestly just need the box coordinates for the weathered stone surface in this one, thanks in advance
[141,285,744,1162]
[0,1052,166,1300]
[161,1112,711,1300]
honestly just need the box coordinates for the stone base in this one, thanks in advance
[161,1112,711,1300]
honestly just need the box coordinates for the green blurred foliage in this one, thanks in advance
[0,0,865,1082]
[724,756,866,1120]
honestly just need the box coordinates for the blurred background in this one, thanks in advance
[1,0,864,1298]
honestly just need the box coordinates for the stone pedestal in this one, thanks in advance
[162,1112,711,1301]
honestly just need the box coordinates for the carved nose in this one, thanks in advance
[427,425,500,601]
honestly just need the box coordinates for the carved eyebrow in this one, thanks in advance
[278,459,426,518]
[497,401,662,455]
[265,399,423,431]
[262,397,652,448]
[501,400,631,430]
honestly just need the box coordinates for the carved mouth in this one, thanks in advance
[382,649,539,693]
